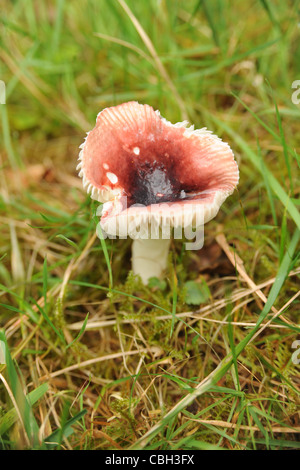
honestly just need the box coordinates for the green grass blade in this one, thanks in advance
[0,331,40,447]
[95,211,113,289]
[129,229,300,449]
[227,314,240,392]
[66,313,89,350]
[44,409,87,449]
[273,92,293,193]
[208,113,300,231]
[31,298,66,344]
[0,383,48,437]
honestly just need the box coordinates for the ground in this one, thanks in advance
[0,0,299,450]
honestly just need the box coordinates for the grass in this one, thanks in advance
[0,0,299,451]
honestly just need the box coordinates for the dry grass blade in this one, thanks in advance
[187,418,300,434]
[94,32,154,64]
[117,0,188,120]
[38,347,162,381]
[215,229,293,325]
[249,290,300,344]
[0,49,90,131]
[67,267,300,331]
[0,373,30,447]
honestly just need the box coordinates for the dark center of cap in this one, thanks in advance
[129,162,188,206]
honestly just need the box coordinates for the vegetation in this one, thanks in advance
[0,0,299,450]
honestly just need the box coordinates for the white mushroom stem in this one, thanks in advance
[131,238,171,284]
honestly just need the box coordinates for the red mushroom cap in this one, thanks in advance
[77,101,239,237]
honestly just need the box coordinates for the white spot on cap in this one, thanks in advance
[107,172,118,184]
[103,163,109,170]
[133,147,140,155]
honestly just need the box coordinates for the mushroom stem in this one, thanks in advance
[131,238,171,284]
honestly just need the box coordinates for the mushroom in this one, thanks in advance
[77,101,239,284]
